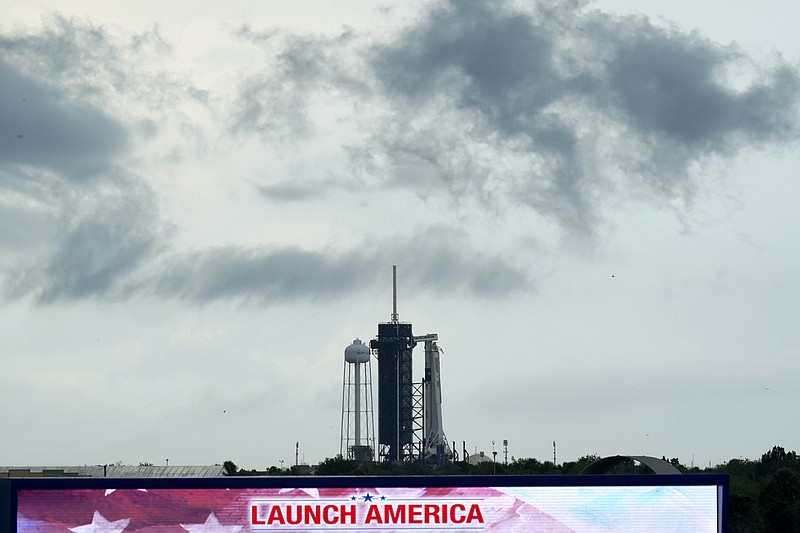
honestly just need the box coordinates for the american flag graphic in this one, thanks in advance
[17,486,576,532]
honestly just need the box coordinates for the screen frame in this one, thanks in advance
[1,473,729,533]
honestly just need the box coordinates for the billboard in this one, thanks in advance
[2,474,727,533]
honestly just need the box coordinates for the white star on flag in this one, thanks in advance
[69,511,130,533]
[180,513,242,533]
[278,487,318,499]
[105,489,148,496]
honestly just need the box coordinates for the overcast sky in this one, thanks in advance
[2,0,799,471]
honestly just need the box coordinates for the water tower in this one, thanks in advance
[340,338,375,462]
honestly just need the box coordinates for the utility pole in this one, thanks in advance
[553,441,557,466]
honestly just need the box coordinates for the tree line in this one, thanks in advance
[226,446,800,532]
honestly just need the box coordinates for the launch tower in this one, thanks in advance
[370,266,416,462]
[370,266,452,464]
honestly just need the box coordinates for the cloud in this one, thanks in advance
[596,15,800,184]
[0,17,215,305]
[0,28,162,304]
[371,1,568,135]
[256,183,324,202]
[231,26,368,143]
[232,0,800,233]
[0,15,213,164]
[0,14,529,306]
[3,2,798,308]
[4,177,164,303]
[602,26,797,146]
[370,1,798,224]
[154,227,531,304]
[0,59,127,179]
[0,44,152,303]
[0,15,126,91]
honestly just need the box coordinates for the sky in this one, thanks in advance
[1,0,798,471]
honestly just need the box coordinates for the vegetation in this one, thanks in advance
[224,445,800,532]
[707,447,800,532]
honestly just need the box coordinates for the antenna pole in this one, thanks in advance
[391,265,399,323]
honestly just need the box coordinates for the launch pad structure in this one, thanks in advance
[340,266,453,464]
[368,266,453,465]
[371,320,414,462]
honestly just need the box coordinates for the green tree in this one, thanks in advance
[222,460,238,476]
[713,457,763,531]
[435,461,473,475]
[561,455,601,475]
[316,456,360,476]
[761,468,800,532]
[758,446,800,479]
[508,458,558,475]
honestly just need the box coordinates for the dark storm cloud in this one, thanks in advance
[369,0,799,224]
[363,0,604,231]
[257,183,328,201]
[372,1,570,136]
[4,177,164,303]
[235,0,799,231]
[3,1,797,308]
[0,203,50,249]
[156,247,370,303]
[155,228,530,304]
[0,18,210,305]
[597,16,800,181]
[38,184,159,303]
[1,16,211,156]
[0,59,127,179]
[0,25,164,304]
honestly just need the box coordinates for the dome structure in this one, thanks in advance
[344,338,370,363]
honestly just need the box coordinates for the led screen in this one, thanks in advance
[8,476,726,533]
